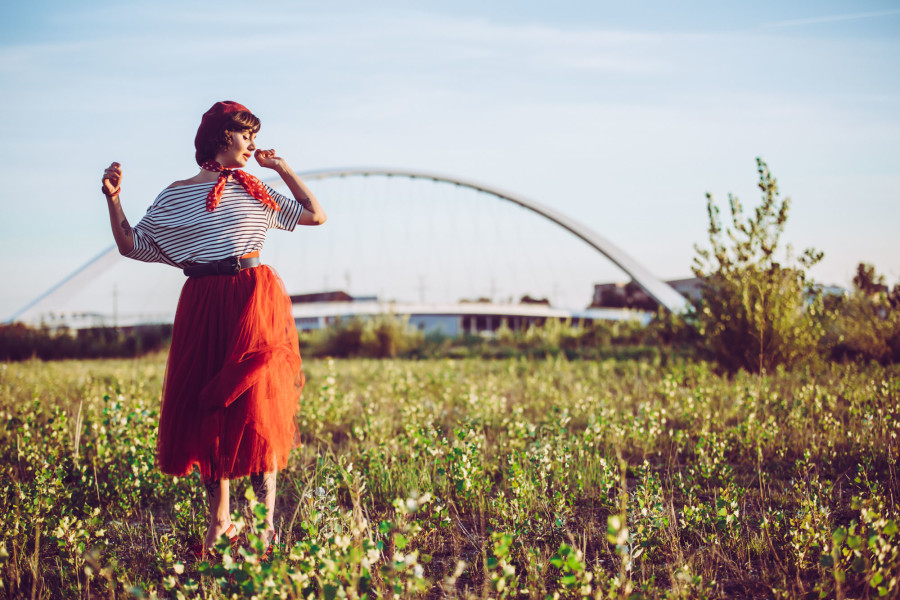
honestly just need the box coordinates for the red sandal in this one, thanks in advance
[261,532,278,563]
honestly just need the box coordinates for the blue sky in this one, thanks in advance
[1,1,898,319]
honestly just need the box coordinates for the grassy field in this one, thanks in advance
[0,355,898,598]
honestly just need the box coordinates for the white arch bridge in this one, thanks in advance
[8,168,687,326]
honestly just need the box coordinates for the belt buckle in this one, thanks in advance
[228,256,241,275]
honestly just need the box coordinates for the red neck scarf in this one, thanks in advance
[201,160,280,212]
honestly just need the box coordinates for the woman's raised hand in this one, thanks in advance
[102,162,122,197]
[254,149,283,170]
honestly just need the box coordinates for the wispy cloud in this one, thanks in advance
[764,9,900,28]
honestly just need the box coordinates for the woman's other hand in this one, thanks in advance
[102,161,134,254]
[254,149,283,170]
[102,162,122,197]
[258,150,326,225]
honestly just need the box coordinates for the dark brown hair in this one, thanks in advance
[195,111,261,165]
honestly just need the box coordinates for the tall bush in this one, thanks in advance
[311,314,423,358]
[824,263,900,363]
[692,159,824,372]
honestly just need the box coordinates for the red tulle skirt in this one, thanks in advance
[156,265,304,481]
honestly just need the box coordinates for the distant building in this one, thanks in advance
[519,295,550,305]
[814,284,847,298]
[290,293,651,336]
[666,278,703,303]
[290,291,354,304]
[591,277,703,309]
[591,282,629,307]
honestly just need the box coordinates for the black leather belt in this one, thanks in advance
[183,256,260,278]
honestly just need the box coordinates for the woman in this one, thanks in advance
[102,101,326,557]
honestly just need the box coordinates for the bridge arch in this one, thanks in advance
[288,167,688,313]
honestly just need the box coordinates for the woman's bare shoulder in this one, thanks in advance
[166,173,215,189]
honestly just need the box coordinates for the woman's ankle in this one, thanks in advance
[206,520,233,537]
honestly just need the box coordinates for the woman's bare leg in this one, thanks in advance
[203,478,232,550]
[250,457,277,544]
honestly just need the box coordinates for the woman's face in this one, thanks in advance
[215,130,257,168]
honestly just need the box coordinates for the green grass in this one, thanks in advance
[0,355,898,598]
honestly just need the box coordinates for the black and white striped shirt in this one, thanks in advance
[126,181,303,267]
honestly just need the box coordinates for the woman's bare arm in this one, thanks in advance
[255,150,327,226]
[102,162,135,255]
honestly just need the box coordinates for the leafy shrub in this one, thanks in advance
[692,158,824,372]
[824,263,900,363]
[309,314,424,358]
